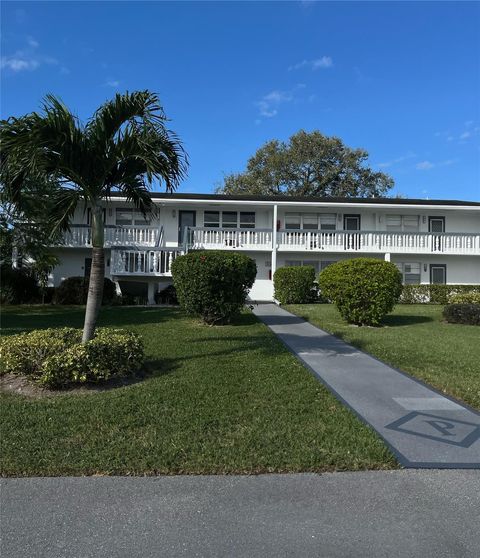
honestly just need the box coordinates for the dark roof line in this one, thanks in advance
[108,192,480,206]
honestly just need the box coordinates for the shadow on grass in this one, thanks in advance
[382,314,434,327]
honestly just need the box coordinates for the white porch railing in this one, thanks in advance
[277,230,480,255]
[61,225,160,247]
[111,248,183,276]
[188,227,273,250]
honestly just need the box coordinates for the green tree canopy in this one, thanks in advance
[217,130,393,198]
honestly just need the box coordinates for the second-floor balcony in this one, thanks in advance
[188,227,480,255]
[277,229,480,255]
[61,225,161,248]
[60,225,480,256]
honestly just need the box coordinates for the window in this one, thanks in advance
[285,213,301,230]
[285,213,337,230]
[303,214,319,230]
[386,215,419,232]
[240,212,255,229]
[204,211,220,228]
[115,208,150,226]
[222,211,237,228]
[319,214,336,230]
[203,211,256,229]
[395,262,421,285]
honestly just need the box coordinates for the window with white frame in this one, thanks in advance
[284,213,336,230]
[395,262,421,284]
[222,211,237,228]
[204,211,220,228]
[285,213,301,230]
[386,215,419,232]
[115,208,150,226]
[239,212,255,229]
[319,214,336,230]
[203,211,256,228]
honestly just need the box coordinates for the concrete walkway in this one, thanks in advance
[2,471,479,558]
[253,304,480,469]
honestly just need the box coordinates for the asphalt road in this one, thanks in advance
[1,470,479,557]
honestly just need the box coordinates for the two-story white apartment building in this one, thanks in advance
[50,193,480,302]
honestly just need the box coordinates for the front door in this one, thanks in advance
[429,216,445,252]
[178,211,196,245]
[344,214,361,250]
[430,264,446,285]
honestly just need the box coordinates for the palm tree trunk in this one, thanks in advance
[82,206,105,342]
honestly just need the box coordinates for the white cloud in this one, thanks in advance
[255,84,307,119]
[377,151,416,169]
[289,56,333,71]
[27,36,39,48]
[459,131,471,140]
[1,56,39,71]
[416,161,434,171]
[1,39,58,74]
[105,80,120,87]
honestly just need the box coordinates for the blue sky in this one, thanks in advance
[1,1,479,200]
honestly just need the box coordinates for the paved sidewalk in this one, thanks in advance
[253,304,480,468]
[1,471,479,558]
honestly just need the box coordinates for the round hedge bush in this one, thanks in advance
[54,276,116,305]
[318,258,403,326]
[0,264,40,304]
[171,250,257,324]
[0,327,144,388]
[274,266,316,304]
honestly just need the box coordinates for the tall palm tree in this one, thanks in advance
[0,91,187,341]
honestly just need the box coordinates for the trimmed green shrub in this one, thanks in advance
[448,291,480,304]
[0,264,40,304]
[54,276,116,305]
[400,284,480,304]
[172,250,257,324]
[318,258,403,326]
[0,327,144,388]
[443,304,480,326]
[274,266,316,304]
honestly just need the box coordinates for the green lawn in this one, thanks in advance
[285,304,480,410]
[0,306,396,476]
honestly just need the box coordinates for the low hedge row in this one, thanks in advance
[0,327,144,388]
[400,284,480,304]
[54,276,117,305]
[443,304,480,326]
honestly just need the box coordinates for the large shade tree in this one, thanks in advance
[0,91,187,341]
[217,130,394,198]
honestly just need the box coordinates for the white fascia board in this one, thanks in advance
[108,196,480,211]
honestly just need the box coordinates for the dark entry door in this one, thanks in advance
[429,216,445,252]
[430,264,446,284]
[343,214,361,250]
[178,211,196,245]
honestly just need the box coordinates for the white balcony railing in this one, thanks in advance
[111,248,183,276]
[61,225,160,248]
[277,230,480,255]
[188,227,273,250]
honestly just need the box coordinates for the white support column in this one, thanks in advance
[272,204,278,277]
[384,252,391,262]
[147,281,156,305]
